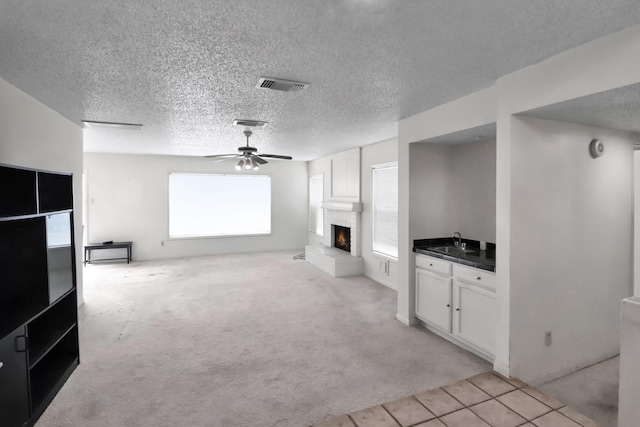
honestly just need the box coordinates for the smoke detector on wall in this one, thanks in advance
[589,138,604,158]
[256,77,309,92]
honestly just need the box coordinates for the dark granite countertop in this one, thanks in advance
[413,237,496,272]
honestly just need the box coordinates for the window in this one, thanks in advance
[372,162,398,259]
[309,175,323,235]
[169,173,271,238]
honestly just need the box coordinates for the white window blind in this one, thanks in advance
[309,175,324,236]
[372,163,398,259]
[169,173,271,238]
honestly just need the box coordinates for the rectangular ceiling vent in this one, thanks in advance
[256,77,309,92]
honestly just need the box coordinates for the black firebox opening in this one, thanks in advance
[333,225,351,253]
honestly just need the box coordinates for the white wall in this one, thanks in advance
[409,140,497,243]
[494,24,640,382]
[509,117,633,383]
[84,153,308,260]
[409,144,453,240]
[635,151,640,296]
[307,156,331,248]
[0,77,84,304]
[450,140,496,243]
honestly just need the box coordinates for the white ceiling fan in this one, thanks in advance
[205,129,292,170]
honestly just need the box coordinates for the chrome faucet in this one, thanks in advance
[452,232,462,248]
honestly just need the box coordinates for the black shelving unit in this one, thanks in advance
[29,326,79,411]
[0,163,79,427]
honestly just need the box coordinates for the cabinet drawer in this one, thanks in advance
[416,254,452,276]
[453,264,496,289]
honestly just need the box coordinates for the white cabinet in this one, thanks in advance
[416,269,452,332]
[454,282,496,354]
[415,253,496,360]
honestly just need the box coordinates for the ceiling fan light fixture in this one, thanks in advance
[233,119,268,128]
[204,129,291,169]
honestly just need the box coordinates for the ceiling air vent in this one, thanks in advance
[256,77,309,92]
[233,119,268,128]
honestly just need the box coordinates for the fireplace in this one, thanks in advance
[305,201,363,277]
[333,225,351,253]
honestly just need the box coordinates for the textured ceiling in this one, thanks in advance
[1,1,640,161]
[416,123,497,145]
[520,83,640,139]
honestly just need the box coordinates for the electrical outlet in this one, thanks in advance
[545,331,552,346]
[161,241,165,246]
[380,260,389,276]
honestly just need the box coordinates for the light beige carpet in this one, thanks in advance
[36,250,495,427]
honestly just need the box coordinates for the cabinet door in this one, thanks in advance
[416,268,452,332]
[454,282,496,355]
[0,326,30,427]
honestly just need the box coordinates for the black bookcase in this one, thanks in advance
[0,164,79,427]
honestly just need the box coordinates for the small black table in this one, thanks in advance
[84,241,132,265]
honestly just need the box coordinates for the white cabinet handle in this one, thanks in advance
[0,361,3,369]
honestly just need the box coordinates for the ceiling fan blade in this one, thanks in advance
[258,154,293,160]
[252,155,268,164]
[204,154,239,158]
[210,157,236,164]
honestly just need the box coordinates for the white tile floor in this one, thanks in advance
[310,372,602,427]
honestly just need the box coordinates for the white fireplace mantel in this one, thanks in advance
[321,201,363,212]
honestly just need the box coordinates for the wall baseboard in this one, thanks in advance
[493,360,511,379]
[416,319,494,364]
[366,274,397,291]
[395,312,415,326]
[524,350,620,386]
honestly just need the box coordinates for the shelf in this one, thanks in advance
[38,171,73,213]
[29,326,79,411]
[29,323,76,369]
[0,165,37,217]
[28,291,77,368]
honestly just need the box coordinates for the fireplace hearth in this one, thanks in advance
[305,201,363,277]
[333,225,351,253]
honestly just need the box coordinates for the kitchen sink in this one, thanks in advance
[428,245,478,255]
